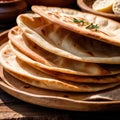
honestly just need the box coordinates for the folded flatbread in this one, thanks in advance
[1,44,120,92]
[9,26,120,77]
[16,13,120,64]
[7,40,120,84]
[32,6,120,47]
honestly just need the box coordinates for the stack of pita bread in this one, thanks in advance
[1,6,120,92]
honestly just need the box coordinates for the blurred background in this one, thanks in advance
[0,0,78,29]
[0,0,119,29]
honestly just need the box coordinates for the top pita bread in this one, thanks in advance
[32,6,120,46]
[16,13,120,64]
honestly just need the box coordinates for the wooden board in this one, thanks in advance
[1,30,120,111]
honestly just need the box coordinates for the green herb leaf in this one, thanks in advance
[73,18,85,25]
[73,17,99,31]
[86,23,99,31]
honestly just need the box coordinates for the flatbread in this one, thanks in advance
[8,40,120,84]
[9,26,120,77]
[1,44,120,92]
[16,13,120,64]
[32,6,120,47]
[9,26,52,66]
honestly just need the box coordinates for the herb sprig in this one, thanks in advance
[73,18,85,25]
[86,23,99,31]
[73,18,99,31]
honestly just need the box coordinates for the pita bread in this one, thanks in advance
[1,45,120,92]
[9,26,52,66]
[9,26,120,77]
[32,6,120,47]
[7,40,120,84]
[16,13,120,64]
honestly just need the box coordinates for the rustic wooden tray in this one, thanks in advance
[1,30,120,111]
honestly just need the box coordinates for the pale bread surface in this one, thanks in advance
[32,6,120,46]
[9,26,120,77]
[16,13,120,64]
[1,44,120,92]
[8,41,120,84]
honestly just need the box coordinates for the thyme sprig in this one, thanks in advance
[73,18,99,31]
[86,23,99,31]
[73,18,85,26]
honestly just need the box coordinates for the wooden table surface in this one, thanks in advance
[0,87,120,120]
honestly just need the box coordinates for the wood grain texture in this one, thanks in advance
[0,88,72,120]
[0,88,120,120]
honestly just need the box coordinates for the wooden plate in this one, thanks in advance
[77,0,120,21]
[1,30,120,111]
